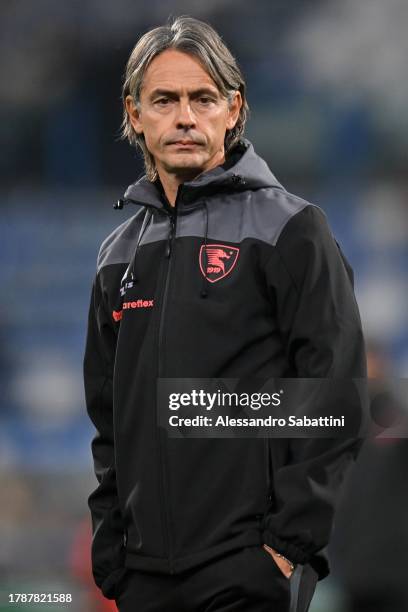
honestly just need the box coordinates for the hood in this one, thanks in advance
[118,138,285,210]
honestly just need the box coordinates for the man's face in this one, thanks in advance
[126,49,242,179]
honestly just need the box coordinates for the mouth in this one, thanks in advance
[168,141,201,147]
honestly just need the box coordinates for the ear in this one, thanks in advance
[125,95,143,135]
[226,91,242,130]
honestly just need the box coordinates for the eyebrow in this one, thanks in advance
[148,87,220,100]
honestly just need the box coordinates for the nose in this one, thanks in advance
[176,99,196,130]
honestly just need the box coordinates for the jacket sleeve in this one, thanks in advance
[83,274,126,599]
[262,204,367,579]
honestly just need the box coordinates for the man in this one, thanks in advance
[84,16,366,612]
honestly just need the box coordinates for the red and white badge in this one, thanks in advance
[199,244,239,283]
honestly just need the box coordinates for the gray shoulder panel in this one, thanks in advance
[96,188,315,274]
[97,209,145,273]
[177,187,312,247]
[243,187,311,246]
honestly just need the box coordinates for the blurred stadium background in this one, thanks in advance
[1,1,407,610]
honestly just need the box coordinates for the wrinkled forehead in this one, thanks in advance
[140,49,220,97]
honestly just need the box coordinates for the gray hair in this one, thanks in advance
[121,16,249,181]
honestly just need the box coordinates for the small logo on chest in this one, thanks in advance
[199,244,239,283]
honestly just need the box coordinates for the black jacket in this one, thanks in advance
[84,139,366,599]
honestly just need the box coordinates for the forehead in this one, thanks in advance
[141,49,219,94]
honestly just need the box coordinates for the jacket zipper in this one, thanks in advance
[157,192,180,574]
[124,196,179,571]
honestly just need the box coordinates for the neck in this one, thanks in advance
[156,169,196,207]
[155,149,227,206]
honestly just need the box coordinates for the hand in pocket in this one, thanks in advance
[262,544,294,579]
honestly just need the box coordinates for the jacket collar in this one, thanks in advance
[120,138,285,211]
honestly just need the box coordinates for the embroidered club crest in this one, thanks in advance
[199,244,239,283]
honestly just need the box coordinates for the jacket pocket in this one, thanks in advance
[263,438,291,512]
[167,438,269,557]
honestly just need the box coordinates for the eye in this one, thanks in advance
[155,97,171,106]
[197,96,213,105]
